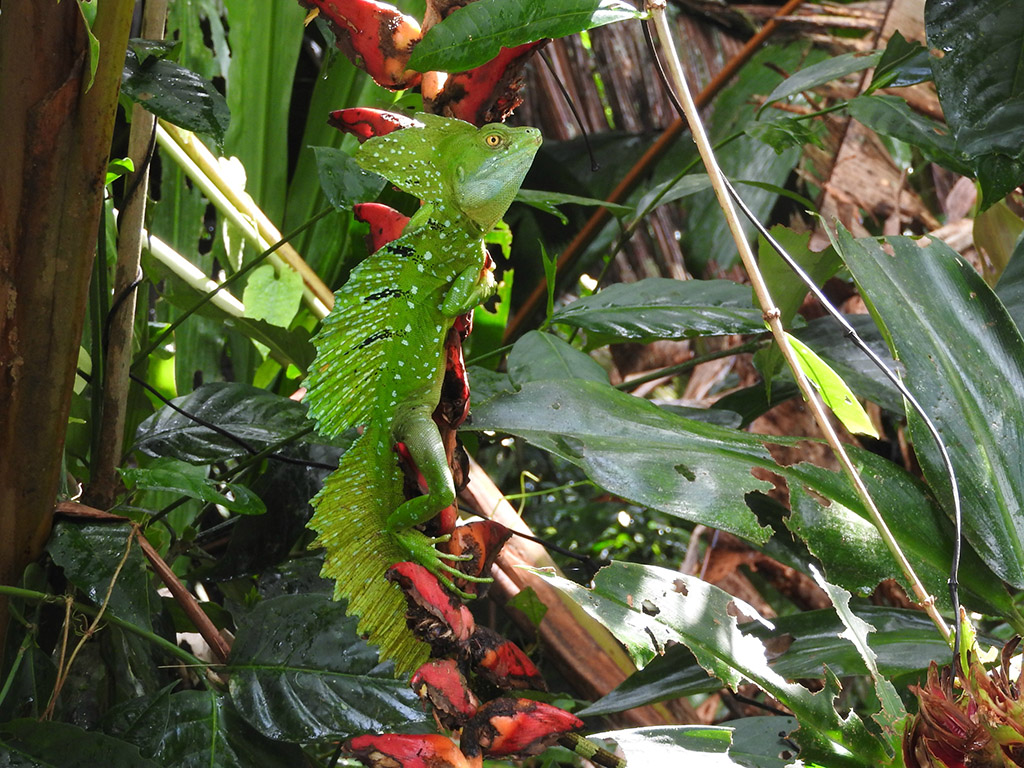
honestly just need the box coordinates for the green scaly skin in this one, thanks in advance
[304,114,541,673]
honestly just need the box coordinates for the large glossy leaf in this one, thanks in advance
[550,278,767,341]
[313,146,386,210]
[995,233,1024,331]
[0,720,160,768]
[227,594,429,741]
[759,50,881,113]
[837,231,1024,588]
[582,606,965,717]
[121,47,230,140]
[591,726,739,767]
[468,379,777,543]
[46,522,154,631]
[507,331,608,385]
[810,569,904,734]
[104,688,301,768]
[407,0,642,73]
[133,382,338,464]
[926,0,1024,204]
[539,562,886,765]
[848,94,972,177]
[121,464,266,516]
[784,446,1019,621]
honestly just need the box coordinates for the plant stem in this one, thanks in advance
[156,122,333,316]
[613,337,766,391]
[87,0,169,509]
[0,585,205,668]
[133,206,334,366]
[646,0,949,641]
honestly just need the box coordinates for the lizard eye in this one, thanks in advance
[484,133,504,148]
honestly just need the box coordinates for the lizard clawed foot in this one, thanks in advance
[391,529,494,600]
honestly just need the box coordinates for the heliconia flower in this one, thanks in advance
[346,733,481,768]
[387,561,476,653]
[412,658,481,729]
[354,202,411,251]
[461,698,584,759]
[300,0,546,124]
[904,637,1024,768]
[329,107,418,141]
[301,0,423,89]
[467,626,546,691]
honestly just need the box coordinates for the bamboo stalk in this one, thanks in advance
[86,0,169,509]
[645,0,949,641]
[157,121,334,316]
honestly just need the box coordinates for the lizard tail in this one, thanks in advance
[309,427,430,674]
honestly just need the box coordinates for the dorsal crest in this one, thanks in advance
[354,113,474,204]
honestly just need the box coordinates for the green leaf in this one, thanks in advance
[836,230,1024,588]
[759,51,882,114]
[723,717,800,768]
[505,587,548,627]
[121,49,230,140]
[227,594,430,741]
[241,264,303,328]
[313,146,386,210]
[407,0,643,74]
[581,606,957,716]
[786,333,879,438]
[221,0,306,224]
[869,31,932,90]
[46,522,154,631]
[515,189,632,224]
[745,117,827,153]
[76,0,100,92]
[550,278,767,342]
[0,720,160,768]
[469,269,513,363]
[784,448,1018,619]
[104,687,302,768]
[634,174,712,215]
[105,158,135,187]
[507,331,608,386]
[927,0,1024,205]
[791,315,903,414]
[809,567,906,734]
[133,382,329,464]
[759,226,841,329]
[121,464,266,516]
[995,232,1024,329]
[591,726,739,766]
[468,379,776,543]
[847,94,972,177]
[539,562,887,765]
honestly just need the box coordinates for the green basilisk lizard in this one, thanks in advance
[304,113,541,672]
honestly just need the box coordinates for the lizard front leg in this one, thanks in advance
[388,405,490,598]
[441,263,497,318]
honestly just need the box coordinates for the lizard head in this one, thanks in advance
[442,122,542,232]
[355,113,541,233]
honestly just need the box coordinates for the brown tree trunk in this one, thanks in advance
[0,0,135,654]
